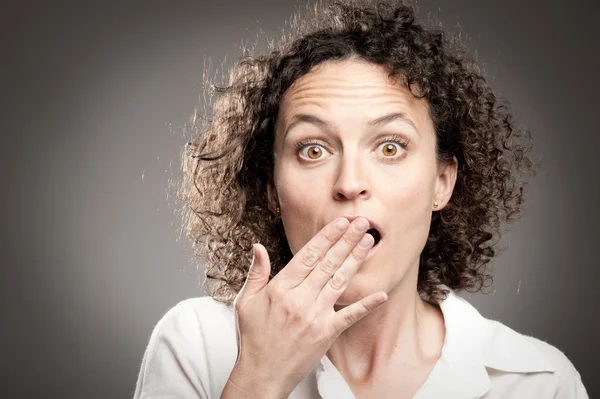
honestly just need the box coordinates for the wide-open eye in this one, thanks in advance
[298,144,331,160]
[374,135,409,159]
[377,142,403,157]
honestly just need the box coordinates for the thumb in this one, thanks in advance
[239,243,271,300]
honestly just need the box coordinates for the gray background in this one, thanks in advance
[2,0,599,398]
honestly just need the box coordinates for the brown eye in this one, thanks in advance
[381,143,398,157]
[307,146,322,159]
[298,144,329,160]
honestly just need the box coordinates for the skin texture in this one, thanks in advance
[183,1,536,309]
[184,2,537,397]
[225,216,388,399]
[267,58,457,396]
[270,58,457,304]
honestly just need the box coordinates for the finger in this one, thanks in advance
[330,292,388,335]
[316,232,374,309]
[300,218,370,296]
[273,217,350,290]
[234,243,271,310]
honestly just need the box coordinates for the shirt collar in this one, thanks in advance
[438,288,556,373]
[316,288,555,399]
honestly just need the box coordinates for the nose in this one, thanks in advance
[332,155,371,201]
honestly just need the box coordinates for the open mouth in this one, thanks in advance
[366,227,381,246]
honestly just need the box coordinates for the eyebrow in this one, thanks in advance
[283,112,419,139]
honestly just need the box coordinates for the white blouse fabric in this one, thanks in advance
[133,289,588,398]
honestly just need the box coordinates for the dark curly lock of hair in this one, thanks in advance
[178,0,535,306]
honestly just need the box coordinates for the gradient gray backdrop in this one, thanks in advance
[3,0,599,398]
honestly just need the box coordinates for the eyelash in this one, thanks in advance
[294,135,410,162]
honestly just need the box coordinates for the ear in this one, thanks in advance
[266,177,279,214]
[434,156,458,209]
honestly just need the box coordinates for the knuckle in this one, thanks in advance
[344,310,357,326]
[319,256,338,274]
[246,267,262,280]
[329,272,347,290]
[296,310,311,324]
[287,302,308,322]
[363,298,378,312]
[341,233,356,246]
[324,225,342,242]
[300,246,320,268]
[283,301,297,316]
[267,282,286,300]
[349,247,364,261]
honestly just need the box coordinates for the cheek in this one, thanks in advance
[384,170,433,212]
[383,174,435,252]
[277,172,326,255]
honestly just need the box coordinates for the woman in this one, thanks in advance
[134,0,588,398]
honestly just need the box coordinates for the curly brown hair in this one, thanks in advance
[178,0,535,306]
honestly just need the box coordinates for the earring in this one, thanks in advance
[433,201,439,209]
[277,205,286,237]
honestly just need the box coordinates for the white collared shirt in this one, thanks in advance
[134,290,588,398]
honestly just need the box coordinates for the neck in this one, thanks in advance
[327,266,445,384]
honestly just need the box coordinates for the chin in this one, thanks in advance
[334,272,383,307]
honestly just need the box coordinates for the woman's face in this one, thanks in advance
[269,58,456,304]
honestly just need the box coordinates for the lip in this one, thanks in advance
[341,214,384,237]
[364,238,381,261]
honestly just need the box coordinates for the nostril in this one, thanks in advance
[366,228,380,245]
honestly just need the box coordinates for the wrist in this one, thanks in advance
[224,360,288,399]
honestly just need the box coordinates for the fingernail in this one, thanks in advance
[358,233,373,248]
[335,218,349,231]
[375,292,388,305]
[354,218,369,231]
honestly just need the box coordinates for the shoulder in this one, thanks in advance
[134,296,238,399]
[149,296,237,355]
[521,334,588,397]
[482,319,589,398]
[156,296,235,333]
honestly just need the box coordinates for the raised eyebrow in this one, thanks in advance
[283,114,336,140]
[367,112,419,136]
[283,112,419,140]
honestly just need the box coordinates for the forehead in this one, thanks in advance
[276,59,432,133]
